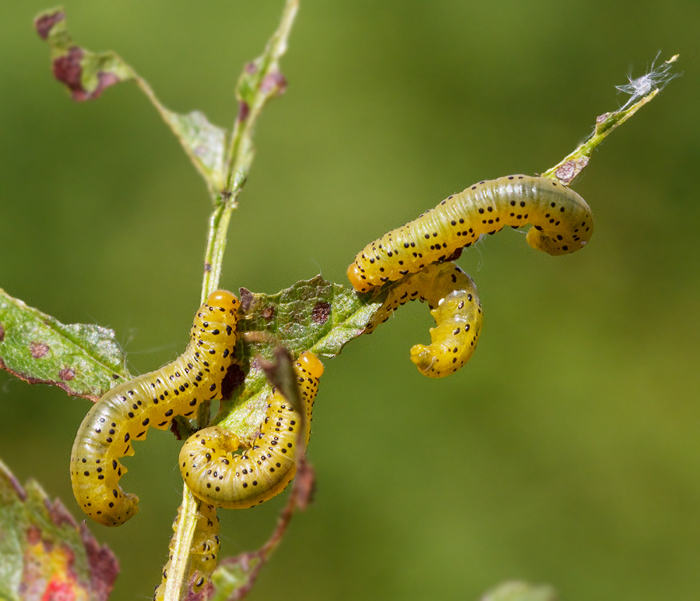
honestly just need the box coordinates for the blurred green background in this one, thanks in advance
[1,1,699,600]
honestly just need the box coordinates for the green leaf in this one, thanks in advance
[479,582,559,601]
[0,459,119,601]
[209,557,261,601]
[216,275,378,435]
[239,274,377,358]
[0,289,129,401]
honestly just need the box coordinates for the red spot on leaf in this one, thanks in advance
[261,305,275,321]
[239,287,254,312]
[30,342,50,358]
[554,158,589,185]
[52,47,121,102]
[244,61,258,75]
[34,10,65,40]
[0,323,4,342]
[87,72,121,101]
[238,101,250,122]
[311,301,331,324]
[59,367,76,381]
[261,71,288,95]
[41,578,77,601]
[27,526,42,545]
[52,47,84,96]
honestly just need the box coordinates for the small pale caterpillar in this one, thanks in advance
[366,261,483,378]
[179,351,323,509]
[348,175,593,293]
[154,501,220,600]
[70,290,240,527]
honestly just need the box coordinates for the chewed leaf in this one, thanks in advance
[216,275,379,435]
[35,8,228,196]
[0,289,129,401]
[161,110,227,192]
[0,459,119,601]
[35,8,134,101]
[239,274,378,360]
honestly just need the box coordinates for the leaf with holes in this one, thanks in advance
[35,8,228,196]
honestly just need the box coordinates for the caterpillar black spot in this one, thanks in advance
[70,290,240,527]
[154,501,220,600]
[348,175,593,293]
[179,351,323,509]
[366,261,483,377]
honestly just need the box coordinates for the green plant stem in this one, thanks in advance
[163,488,201,601]
[163,2,299,598]
[542,54,679,184]
[201,202,236,303]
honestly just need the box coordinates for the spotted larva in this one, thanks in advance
[179,351,323,509]
[366,261,482,377]
[70,290,240,527]
[153,501,220,600]
[347,175,593,293]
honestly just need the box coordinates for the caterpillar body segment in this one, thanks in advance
[154,501,220,600]
[179,351,323,509]
[366,262,482,377]
[348,175,593,293]
[70,290,240,526]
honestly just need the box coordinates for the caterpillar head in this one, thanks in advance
[347,263,372,293]
[297,351,324,379]
[206,290,240,313]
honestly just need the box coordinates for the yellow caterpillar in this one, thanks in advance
[70,290,240,526]
[179,351,323,509]
[348,175,593,293]
[366,261,482,377]
[154,501,220,600]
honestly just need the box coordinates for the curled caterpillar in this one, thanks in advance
[179,351,323,509]
[154,501,220,600]
[366,261,482,377]
[348,175,593,293]
[70,290,240,527]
